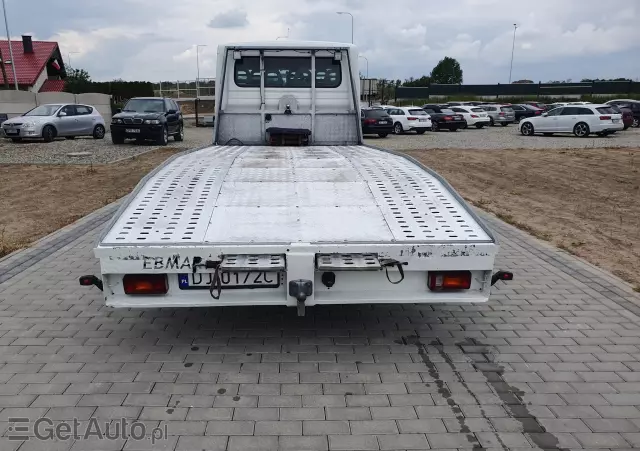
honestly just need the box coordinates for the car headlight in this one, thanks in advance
[144,119,160,125]
[112,118,123,124]
[21,121,36,128]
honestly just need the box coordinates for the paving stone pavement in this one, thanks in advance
[0,205,640,451]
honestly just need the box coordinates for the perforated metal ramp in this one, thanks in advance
[102,145,491,245]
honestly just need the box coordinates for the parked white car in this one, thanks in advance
[2,104,106,142]
[385,106,432,134]
[449,106,491,129]
[519,104,623,137]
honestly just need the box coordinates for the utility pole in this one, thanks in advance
[1,0,18,90]
[336,12,354,44]
[508,24,518,84]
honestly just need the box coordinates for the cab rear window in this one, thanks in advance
[471,108,485,113]
[500,107,514,112]
[408,109,427,116]
[596,107,616,115]
[235,56,341,88]
[363,110,390,118]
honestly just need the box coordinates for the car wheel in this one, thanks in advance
[378,133,388,138]
[65,136,75,140]
[543,133,553,136]
[93,124,106,139]
[174,124,184,141]
[42,125,55,143]
[157,126,169,145]
[573,122,590,137]
[475,124,484,129]
[451,127,458,132]
[462,121,468,129]
[393,122,403,135]
[111,133,125,144]
[415,130,426,135]
[632,117,639,128]
[489,117,495,126]
[501,122,509,127]
[10,137,21,142]
[520,122,534,136]
[623,125,629,130]
[432,122,439,132]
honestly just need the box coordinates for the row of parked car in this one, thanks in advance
[361,99,640,138]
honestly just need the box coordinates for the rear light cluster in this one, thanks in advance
[428,271,471,291]
[443,116,452,121]
[599,115,611,120]
[499,112,505,116]
[364,118,378,124]
[470,114,479,118]
[407,117,419,121]
[123,274,168,295]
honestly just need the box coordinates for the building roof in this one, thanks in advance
[0,40,58,85]
[39,79,66,92]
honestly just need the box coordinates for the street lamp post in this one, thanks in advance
[359,55,368,78]
[68,52,80,68]
[336,11,354,44]
[196,44,207,98]
[508,23,518,84]
[1,0,18,90]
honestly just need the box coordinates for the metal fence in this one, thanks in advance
[397,81,640,100]
[152,78,215,99]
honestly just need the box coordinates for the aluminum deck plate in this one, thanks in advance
[102,145,491,245]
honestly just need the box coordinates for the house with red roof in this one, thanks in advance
[0,36,66,93]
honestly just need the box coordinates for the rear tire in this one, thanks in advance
[623,125,629,130]
[432,122,439,132]
[93,124,106,139]
[111,133,125,144]
[393,122,403,135]
[632,117,639,128]
[501,122,509,127]
[450,127,458,132]
[462,121,468,129]
[42,125,55,143]
[378,133,388,138]
[416,130,426,135]
[475,124,484,129]
[65,136,75,140]
[573,122,590,138]
[489,117,495,126]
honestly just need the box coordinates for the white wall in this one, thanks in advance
[0,91,112,130]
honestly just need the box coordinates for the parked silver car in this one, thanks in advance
[479,104,516,126]
[2,104,106,142]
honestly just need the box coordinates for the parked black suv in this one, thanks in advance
[111,97,184,145]
[361,108,393,137]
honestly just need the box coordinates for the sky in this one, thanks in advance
[6,0,640,84]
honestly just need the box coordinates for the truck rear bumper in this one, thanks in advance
[93,242,500,310]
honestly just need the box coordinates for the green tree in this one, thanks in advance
[64,67,92,94]
[429,57,463,84]
[403,75,431,87]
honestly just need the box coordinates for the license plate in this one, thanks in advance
[419,119,427,122]
[178,271,280,290]
[378,121,388,124]
[4,129,17,135]
[612,119,620,123]
[125,128,140,133]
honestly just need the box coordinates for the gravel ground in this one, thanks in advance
[0,126,213,164]
[365,123,640,150]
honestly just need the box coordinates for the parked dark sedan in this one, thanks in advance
[511,104,543,121]
[422,104,466,131]
[361,108,394,137]
[606,100,640,128]
[609,105,634,130]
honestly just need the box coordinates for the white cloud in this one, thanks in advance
[14,0,639,83]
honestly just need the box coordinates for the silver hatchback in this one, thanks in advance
[480,104,516,126]
[2,104,106,142]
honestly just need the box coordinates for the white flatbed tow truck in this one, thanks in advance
[80,41,511,314]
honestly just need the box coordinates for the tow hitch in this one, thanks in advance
[491,270,513,286]
[79,275,103,291]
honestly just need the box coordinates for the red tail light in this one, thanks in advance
[443,116,452,121]
[123,274,168,295]
[364,118,377,124]
[535,111,541,115]
[470,114,479,118]
[499,112,505,116]
[408,117,418,120]
[428,271,472,291]
[599,115,611,120]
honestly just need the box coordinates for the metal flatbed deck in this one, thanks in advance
[102,145,492,246]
